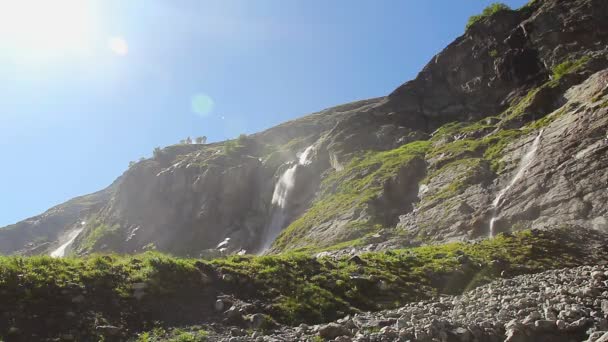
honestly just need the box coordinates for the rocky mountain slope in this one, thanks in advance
[2,1,608,341]
[1,0,607,261]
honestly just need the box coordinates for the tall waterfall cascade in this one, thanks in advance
[489,130,543,237]
[50,226,85,258]
[259,145,314,253]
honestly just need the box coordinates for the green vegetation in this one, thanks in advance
[428,120,522,173]
[273,141,431,251]
[76,221,122,254]
[489,49,498,58]
[223,134,252,155]
[466,3,511,30]
[136,327,209,342]
[552,56,591,81]
[0,228,601,341]
[421,158,486,204]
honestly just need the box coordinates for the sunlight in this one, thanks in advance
[0,0,96,62]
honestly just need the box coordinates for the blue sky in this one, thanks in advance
[0,0,528,227]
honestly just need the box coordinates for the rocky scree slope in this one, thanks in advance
[207,264,608,342]
[1,0,608,257]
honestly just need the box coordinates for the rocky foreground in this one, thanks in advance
[200,265,608,342]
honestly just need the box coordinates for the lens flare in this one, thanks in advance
[191,94,215,117]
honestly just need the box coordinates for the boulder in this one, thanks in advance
[319,323,351,339]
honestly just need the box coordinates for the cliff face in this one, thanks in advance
[2,0,608,257]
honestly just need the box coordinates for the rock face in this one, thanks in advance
[2,0,608,256]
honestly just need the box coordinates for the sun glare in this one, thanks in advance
[0,0,96,62]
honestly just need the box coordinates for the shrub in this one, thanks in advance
[466,3,511,30]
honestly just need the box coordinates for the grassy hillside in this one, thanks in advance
[0,228,605,341]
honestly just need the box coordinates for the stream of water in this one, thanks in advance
[50,227,84,258]
[258,145,314,252]
[489,130,543,237]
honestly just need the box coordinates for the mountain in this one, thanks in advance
[2,0,608,261]
[3,0,608,341]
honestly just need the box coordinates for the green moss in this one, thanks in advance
[482,129,524,172]
[421,158,485,204]
[503,87,543,122]
[552,56,591,81]
[466,3,511,30]
[272,141,431,251]
[136,327,209,342]
[430,120,495,143]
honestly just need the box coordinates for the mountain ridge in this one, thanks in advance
[1,0,607,259]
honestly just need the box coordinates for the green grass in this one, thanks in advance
[552,56,591,81]
[421,158,487,205]
[466,3,511,30]
[0,228,600,341]
[76,221,122,254]
[135,327,209,342]
[272,140,431,251]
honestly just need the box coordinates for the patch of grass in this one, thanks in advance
[466,3,511,30]
[135,327,209,342]
[421,158,486,205]
[552,56,591,81]
[502,87,543,122]
[272,141,431,251]
[77,221,122,254]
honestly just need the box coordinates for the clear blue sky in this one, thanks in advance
[0,0,527,227]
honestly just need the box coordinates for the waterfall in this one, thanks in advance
[259,145,314,252]
[50,227,84,258]
[489,130,543,237]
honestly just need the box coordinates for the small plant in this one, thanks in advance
[466,3,511,30]
[489,49,498,58]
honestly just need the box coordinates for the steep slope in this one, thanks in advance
[1,0,607,258]
[0,186,114,255]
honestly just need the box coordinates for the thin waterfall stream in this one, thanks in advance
[50,227,84,258]
[259,146,314,253]
[489,130,543,237]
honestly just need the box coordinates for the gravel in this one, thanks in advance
[214,264,608,341]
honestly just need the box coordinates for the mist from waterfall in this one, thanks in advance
[489,130,543,237]
[50,227,84,258]
[259,145,314,253]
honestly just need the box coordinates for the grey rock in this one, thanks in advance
[319,323,351,339]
